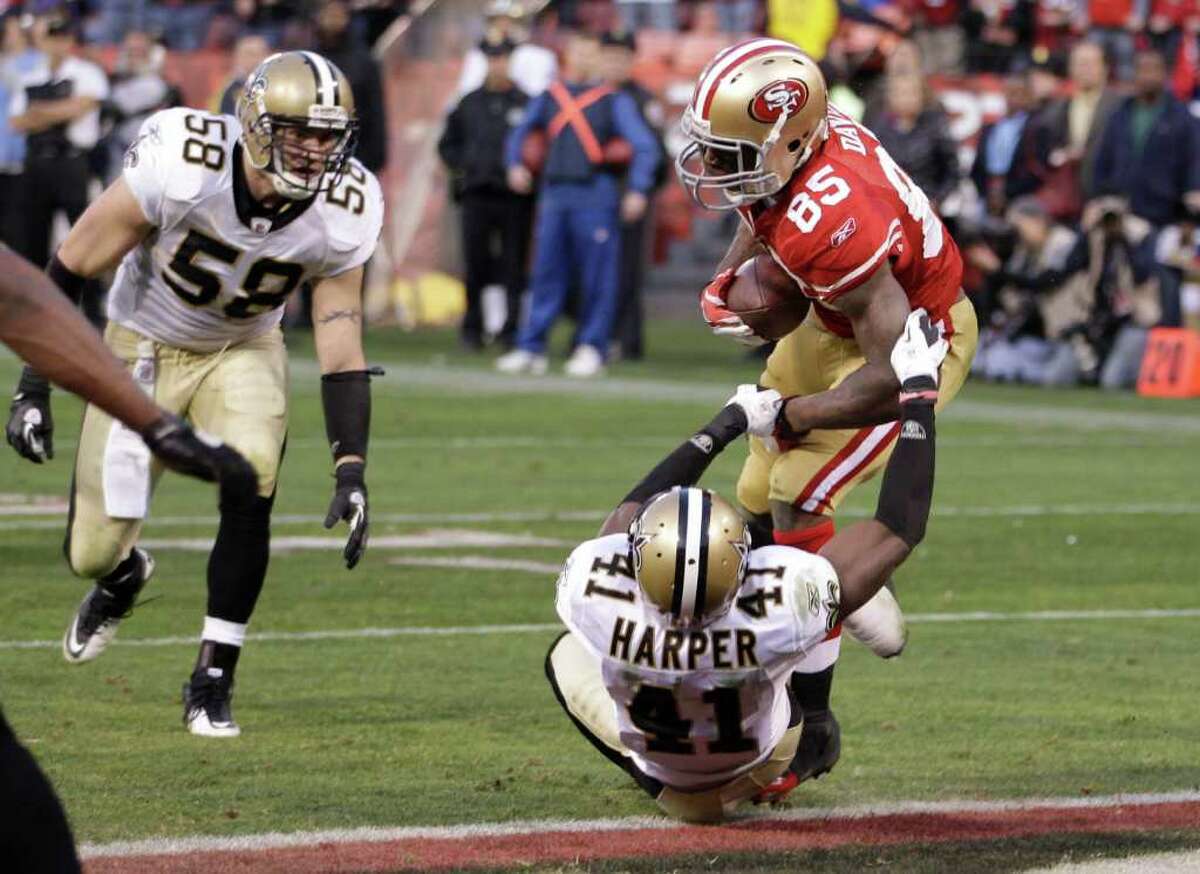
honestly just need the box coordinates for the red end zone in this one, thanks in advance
[83,794,1200,873]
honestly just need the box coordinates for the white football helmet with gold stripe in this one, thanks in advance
[676,38,828,210]
[237,51,359,200]
[629,488,751,627]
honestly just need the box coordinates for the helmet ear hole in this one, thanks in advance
[787,139,802,152]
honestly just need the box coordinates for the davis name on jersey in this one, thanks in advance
[739,104,963,340]
[556,532,841,789]
[110,107,384,352]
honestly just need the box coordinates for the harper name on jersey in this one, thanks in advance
[739,104,964,339]
[556,532,841,790]
[111,106,384,352]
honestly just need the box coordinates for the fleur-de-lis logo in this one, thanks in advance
[629,518,652,575]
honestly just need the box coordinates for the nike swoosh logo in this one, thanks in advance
[64,620,85,657]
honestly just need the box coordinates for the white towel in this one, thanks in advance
[102,420,152,519]
[103,340,156,520]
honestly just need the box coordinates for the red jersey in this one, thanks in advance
[1088,0,1135,27]
[738,105,964,340]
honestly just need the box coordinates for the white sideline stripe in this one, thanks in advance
[4,608,1200,652]
[1028,849,1200,873]
[78,790,1200,859]
[3,502,1200,532]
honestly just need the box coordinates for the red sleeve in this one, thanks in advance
[772,194,905,304]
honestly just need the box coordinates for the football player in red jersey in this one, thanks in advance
[676,38,979,792]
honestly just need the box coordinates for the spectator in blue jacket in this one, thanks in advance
[496,31,659,379]
[1091,48,1200,324]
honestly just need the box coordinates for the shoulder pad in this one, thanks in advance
[129,107,235,208]
[321,160,385,252]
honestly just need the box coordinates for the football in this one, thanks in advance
[725,253,809,342]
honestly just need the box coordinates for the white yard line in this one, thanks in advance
[389,555,563,574]
[39,433,1196,453]
[138,530,570,553]
[3,608,1199,652]
[283,361,1200,435]
[78,789,1200,859]
[2,502,1199,532]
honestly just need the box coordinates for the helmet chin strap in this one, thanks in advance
[270,173,316,201]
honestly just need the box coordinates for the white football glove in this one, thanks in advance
[724,384,782,437]
[890,308,948,389]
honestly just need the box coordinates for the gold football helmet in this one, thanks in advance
[676,38,828,210]
[237,51,359,200]
[629,488,752,627]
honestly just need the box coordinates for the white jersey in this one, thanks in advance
[556,533,841,790]
[110,107,384,352]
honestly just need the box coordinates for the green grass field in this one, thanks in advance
[2,320,1199,870]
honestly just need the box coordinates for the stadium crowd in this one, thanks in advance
[1,0,1198,390]
[439,0,1200,389]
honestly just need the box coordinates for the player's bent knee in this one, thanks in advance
[227,443,281,499]
[64,528,132,580]
[736,455,771,518]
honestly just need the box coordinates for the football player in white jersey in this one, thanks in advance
[547,309,945,822]
[4,52,385,737]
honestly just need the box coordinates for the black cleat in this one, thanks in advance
[790,709,841,783]
[182,667,241,738]
[62,549,155,664]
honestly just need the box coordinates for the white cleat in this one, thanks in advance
[564,344,605,378]
[843,584,907,658]
[495,349,549,375]
[183,668,241,738]
[62,549,155,664]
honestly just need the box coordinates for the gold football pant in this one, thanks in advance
[65,323,288,579]
[737,296,978,517]
[545,632,802,823]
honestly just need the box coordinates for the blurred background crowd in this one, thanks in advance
[1,0,1199,389]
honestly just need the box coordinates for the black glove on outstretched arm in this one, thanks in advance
[6,367,53,463]
[324,461,368,569]
[141,415,258,506]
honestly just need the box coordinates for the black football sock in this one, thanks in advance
[206,495,272,625]
[194,639,241,679]
[790,664,835,715]
[95,552,145,611]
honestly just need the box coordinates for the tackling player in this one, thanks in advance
[547,310,945,821]
[0,242,256,872]
[675,38,980,775]
[4,51,385,737]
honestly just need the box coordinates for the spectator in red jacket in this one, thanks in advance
[1086,0,1147,80]
[905,0,965,74]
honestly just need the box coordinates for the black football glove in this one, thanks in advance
[324,461,368,569]
[6,368,54,463]
[141,415,258,506]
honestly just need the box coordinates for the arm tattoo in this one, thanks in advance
[318,309,362,326]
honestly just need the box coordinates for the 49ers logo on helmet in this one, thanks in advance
[748,79,809,123]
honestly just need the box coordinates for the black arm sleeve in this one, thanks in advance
[874,398,936,549]
[320,370,371,462]
[14,255,90,396]
[622,405,747,506]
